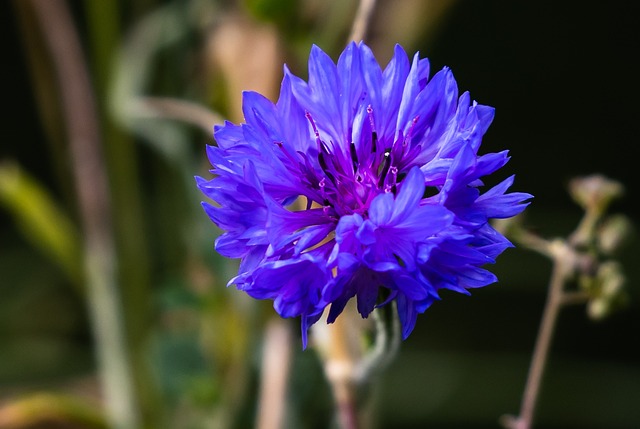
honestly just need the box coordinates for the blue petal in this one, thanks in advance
[458,265,498,289]
[213,121,244,150]
[337,42,365,138]
[475,175,533,218]
[395,52,422,140]
[355,220,377,246]
[442,142,477,198]
[389,167,425,222]
[306,45,344,143]
[474,151,510,178]
[396,293,418,339]
[266,201,334,253]
[368,192,394,225]
[335,213,364,244]
[250,256,329,316]
[301,312,323,349]
[276,73,312,154]
[378,44,412,139]
[242,91,279,140]
[409,68,458,150]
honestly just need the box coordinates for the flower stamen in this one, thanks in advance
[367,105,378,154]
[350,141,359,172]
[377,149,392,186]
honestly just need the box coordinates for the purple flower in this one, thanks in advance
[197,42,531,347]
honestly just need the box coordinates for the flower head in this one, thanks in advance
[197,42,531,347]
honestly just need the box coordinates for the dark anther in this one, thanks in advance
[349,142,358,171]
[320,141,331,156]
[371,131,378,154]
[367,105,378,154]
[423,186,439,199]
[377,149,392,186]
[318,152,329,172]
[306,111,321,138]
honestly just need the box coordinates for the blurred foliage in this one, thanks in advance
[0,393,106,429]
[1,0,639,429]
[0,163,81,287]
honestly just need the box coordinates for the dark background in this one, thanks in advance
[383,2,640,428]
[1,1,639,428]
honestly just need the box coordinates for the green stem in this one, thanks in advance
[84,2,159,424]
[355,303,400,383]
[29,1,140,428]
[85,0,152,362]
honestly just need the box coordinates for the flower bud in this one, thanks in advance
[586,261,627,320]
[597,214,634,255]
[587,298,610,320]
[569,175,624,214]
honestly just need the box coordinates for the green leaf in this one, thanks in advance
[0,162,82,288]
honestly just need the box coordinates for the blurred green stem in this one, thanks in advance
[84,2,159,424]
[355,302,400,383]
[84,0,153,381]
[29,1,140,428]
[316,304,400,429]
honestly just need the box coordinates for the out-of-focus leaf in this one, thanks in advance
[12,0,74,206]
[111,1,195,165]
[85,7,155,409]
[0,393,106,429]
[129,96,223,135]
[205,13,282,123]
[0,162,82,288]
[242,0,299,33]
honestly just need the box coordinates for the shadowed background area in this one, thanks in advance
[1,1,639,428]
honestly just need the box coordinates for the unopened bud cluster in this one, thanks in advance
[569,175,631,320]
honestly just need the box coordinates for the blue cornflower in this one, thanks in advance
[197,42,531,347]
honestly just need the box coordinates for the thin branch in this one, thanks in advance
[128,96,224,134]
[513,230,554,258]
[348,0,377,43]
[29,1,140,428]
[335,385,360,429]
[503,245,574,429]
[320,311,362,429]
[256,319,293,429]
[560,290,590,306]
